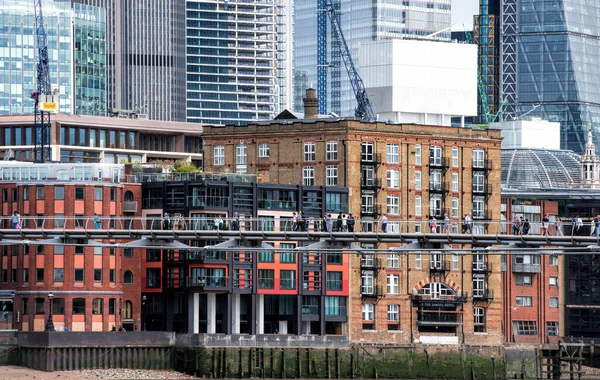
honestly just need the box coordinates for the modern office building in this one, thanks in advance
[293,0,451,116]
[138,172,350,334]
[0,0,107,116]
[0,114,203,165]
[0,161,143,332]
[185,0,278,125]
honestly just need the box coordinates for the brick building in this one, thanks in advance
[201,92,505,345]
[138,172,350,335]
[0,162,142,332]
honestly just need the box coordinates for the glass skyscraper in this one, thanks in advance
[185,0,278,125]
[293,0,451,116]
[501,0,600,153]
[0,0,106,116]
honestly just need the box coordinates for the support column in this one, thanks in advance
[231,294,241,334]
[187,293,199,334]
[256,294,264,335]
[207,293,217,334]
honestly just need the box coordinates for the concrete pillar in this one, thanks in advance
[187,293,199,334]
[207,293,217,334]
[461,115,465,128]
[256,294,264,335]
[231,294,240,334]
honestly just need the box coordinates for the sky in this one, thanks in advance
[451,0,479,30]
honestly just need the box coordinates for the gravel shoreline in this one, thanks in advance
[0,365,197,379]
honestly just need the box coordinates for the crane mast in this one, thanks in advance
[31,0,52,163]
[320,0,376,122]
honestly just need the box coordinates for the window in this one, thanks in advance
[415,196,422,216]
[94,269,102,282]
[146,268,160,288]
[387,195,399,215]
[75,187,84,200]
[387,143,399,164]
[452,198,459,218]
[72,298,85,314]
[92,298,103,315]
[362,142,374,161]
[327,271,342,290]
[362,303,374,320]
[109,299,116,315]
[388,304,399,322]
[429,145,442,166]
[258,269,274,289]
[236,144,247,174]
[280,270,296,290]
[146,249,161,262]
[387,274,399,294]
[259,251,274,262]
[110,188,116,201]
[53,268,64,282]
[35,298,45,314]
[473,196,485,219]
[94,187,102,201]
[213,145,225,165]
[326,165,338,186]
[387,170,399,189]
[124,248,133,258]
[415,253,422,269]
[361,271,374,294]
[54,187,64,200]
[74,269,84,282]
[547,321,558,336]
[473,172,485,193]
[452,173,459,192]
[258,143,270,158]
[22,269,28,283]
[22,298,29,315]
[326,141,338,161]
[23,186,29,200]
[304,142,316,161]
[513,321,537,336]
[516,296,533,307]
[387,254,399,269]
[124,270,133,284]
[415,171,421,190]
[473,149,485,168]
[279,243,296,263]
[516,275,532,285]
[452,146,459,167]
[52,298,65,315]
[110,269,115,282]
[36,268,44,282]
[549,277,558,286]
[11,188,17,202]
[303,166,315,186]
[474,307,486,333]
[36,187,44,200]
[452,254,459,270]
[549,255,558,266]
[550,297,558,308]
[415,144,421,166]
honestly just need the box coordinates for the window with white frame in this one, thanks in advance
[362,166,375,186]
[429,145,442,166]
[415,171,422,190]
[516,296,533,307]
[214,145,225,166]
[304,142,316,161]
[415,253,422,269]
[549,297,558,308]
[387,253,400,269]
[361,271,374,294]
[326,141,338,161]
[362,303,374,320]
[452,172,459,192]
[513,321,537,335]
[547,321,558,336]
[452,146,459,167]
[387,143,399,164]
[516,275,532,285]
[549,277,558,286]
[258,143,270,158]
[415,144,421,166]
[362,193,374,214]
[236,144,247,174]
[473,196,485,219]
[473,148,485,168]
[473,172,485,193]
[473,275,485,297]
[362,142,374,161]
[549,255,558,266]
[387,195,399,215]
[388,304,399,322]
[430,170,442,190]
[430,194,442,217]
[452,198,459,218]
[387,222,400,233]
[387,170,399,189]
[474,307,486,333]
[415,222,422,233]
[326,166,338,186]
[303,166,315,186]
[387,274,399,294]
[415,196,422,216]
[452,254,459,270]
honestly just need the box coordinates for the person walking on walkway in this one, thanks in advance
[93,213,101,229]
[555,217,563,236]
[11,211,20,229]
[381,214,388,233]
[542,214,550,236]
[347,214,355,232]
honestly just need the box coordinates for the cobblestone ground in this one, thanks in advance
[0,365,196,379]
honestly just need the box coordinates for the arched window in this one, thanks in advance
[417,282,456,300]
[124,191,134,202]
[124,300,132,319]
[124,270,133,284]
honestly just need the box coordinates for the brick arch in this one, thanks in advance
[412,278,462,295]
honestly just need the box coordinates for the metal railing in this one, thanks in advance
[187,276,228,288]
[128,172,257,184]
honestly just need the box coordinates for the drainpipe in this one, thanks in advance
[342,140,347,188]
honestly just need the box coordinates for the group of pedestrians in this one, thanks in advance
[511,216,531,235]
[321,213,356,232]
[292,212,307,231]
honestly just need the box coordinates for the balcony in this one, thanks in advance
[123,201,138,213]
[361,285,383,298]
[472,159,492,172]
[472,262,492,272]
[512,263,541,273]
[186,250,228,262]
[188,195,229,209]
[412,293,468,304]
[472,184,493,196]
[417,310,462,326]
[166,278,185,288]
[429,260,450,273]
[361,177,382,190]
[361,258,382,271]
[301,305,319,316]
[473,289,494,301]
[361,204,382,216]
[429,157,449,169]
[428,181,447,193]
[361,153,382,165]
[187,276,228,291]
[257,199,297,211]
[472,210,489,220]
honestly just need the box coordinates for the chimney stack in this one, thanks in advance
[303,88,318,119]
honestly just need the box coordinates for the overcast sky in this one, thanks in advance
[451,0,479,29]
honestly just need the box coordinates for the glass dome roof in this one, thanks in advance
[501,149,581,190]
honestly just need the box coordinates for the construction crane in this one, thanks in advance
[464,30,492,125]
[30,0,55,163]
[318,0,376,122]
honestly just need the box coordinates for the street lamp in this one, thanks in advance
[45,293,55,332]
[142,295,147,331]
